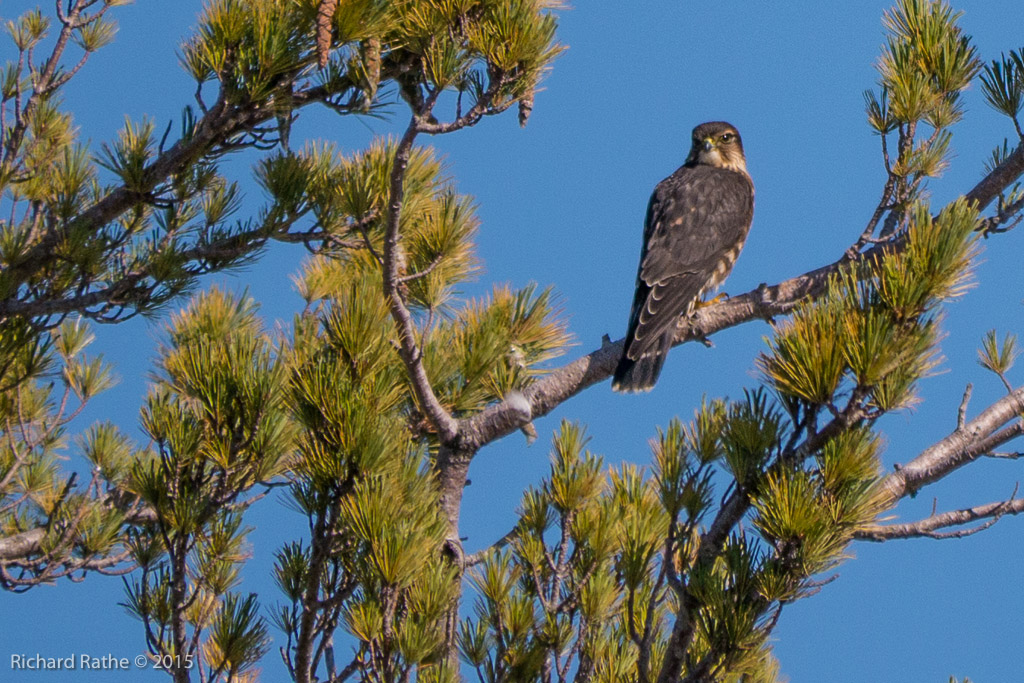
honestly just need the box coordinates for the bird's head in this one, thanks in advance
[686,121,747,174]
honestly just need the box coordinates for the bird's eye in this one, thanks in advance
[720,133,735,143]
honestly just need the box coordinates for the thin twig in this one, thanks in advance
[465,527,518,567]
[957,383,972,431]
[396,252,444,284]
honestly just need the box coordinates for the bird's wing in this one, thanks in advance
[623,166,753,361]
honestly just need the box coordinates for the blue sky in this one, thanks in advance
[2,1,1023,681]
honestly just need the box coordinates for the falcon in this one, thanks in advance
[612,121,754,393]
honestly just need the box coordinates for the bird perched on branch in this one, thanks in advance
[612,121,754,393]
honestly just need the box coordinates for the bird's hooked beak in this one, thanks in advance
[702,138,715,152]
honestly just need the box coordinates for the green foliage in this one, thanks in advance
[123,290,288,680]
[977,329,1018,390]
[456,308,912,683]
[182,0,309,102]
[761,294,846,404]
[277,251,489,680]
[252,128,569,678]
[978,329,1018,376]
[71,13,119,53]
[762,199,978,414]
[204,593,270,679]
[878,0,979,125]
[424,284,571,416]
[268,139,481,311]
[97,117,158,193]
[0,315,127,587]
[0,0,562,347]
[0,7,272,330]
[457,417,796,683]
[720,390,785,486]
[0,0,564,609]
[981,49,1024,134]
[180,0,563,117]
[862,0,982,228]
[5,9,50,51]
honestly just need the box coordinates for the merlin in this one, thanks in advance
[612,121,754,393]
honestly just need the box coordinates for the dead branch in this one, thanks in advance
[857,492,1024,541]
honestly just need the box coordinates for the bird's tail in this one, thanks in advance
[611,334,671,393]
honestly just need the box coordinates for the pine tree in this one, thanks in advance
[1,1,1023,681]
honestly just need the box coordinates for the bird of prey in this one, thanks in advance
[612,121,754,393]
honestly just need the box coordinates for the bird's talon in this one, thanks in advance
[695,293,728,309]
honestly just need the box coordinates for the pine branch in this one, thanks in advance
[0,528,45,562]
[874,385,1024,504]
[382,112,459,445]
[656,398,868,683]
[1,492,152,569]
[857,491,1024,541]
[293,507,335,683]
[0,223,271,321]
[0,81,342,320]
[965,140,1024,210]
[1,0,84,168]
[415,76,512,136]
